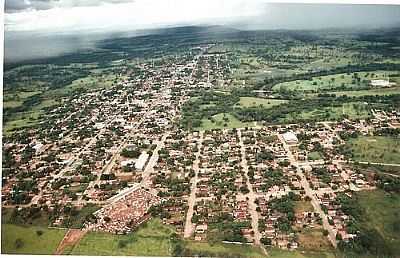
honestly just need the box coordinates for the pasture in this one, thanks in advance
[69,219,174,256]
[1,224,66,255]
[238,97,287,108]
[347,136,400,164]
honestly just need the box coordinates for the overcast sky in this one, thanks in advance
[4,0,400,63]
[5,0,400,33]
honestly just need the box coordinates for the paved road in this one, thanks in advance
[184,131,203,238]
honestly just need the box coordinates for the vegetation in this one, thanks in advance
[337,190,400,257]
[69,219,179,256]
[345,136,400,164]
[1,224,66,254]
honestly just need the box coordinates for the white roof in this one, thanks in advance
[135,152,149,170]
[283,131,298,142]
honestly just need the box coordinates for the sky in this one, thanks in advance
[4,0,400,62]
[5,0,400,33]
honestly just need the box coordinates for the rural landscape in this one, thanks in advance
[2,1,400,258]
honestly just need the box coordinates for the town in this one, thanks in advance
[2,26,400,258]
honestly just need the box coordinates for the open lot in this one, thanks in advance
[69,219,175,256]
[1,224,67,255]
[297,228,332,253]
[347,136,400,164]
[196,113,254,131]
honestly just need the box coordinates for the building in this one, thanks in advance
[282,132,298,145]
[370,79,394,87]
[135,152,149,171]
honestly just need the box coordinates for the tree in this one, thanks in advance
[15,238,24,249]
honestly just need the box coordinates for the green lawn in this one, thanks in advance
[1,224,66,255]
[69,219,175,256]
[196,113,254,131]
[238,97,287,108]
[347,136,400,164]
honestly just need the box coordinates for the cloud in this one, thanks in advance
[5,0,135,13]
[4,0,400,33]
[5,0,262,32]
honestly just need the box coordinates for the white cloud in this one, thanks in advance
[5,0,264,32]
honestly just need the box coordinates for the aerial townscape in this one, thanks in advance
[2,2,400,258]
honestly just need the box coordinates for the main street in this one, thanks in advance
[184,131,203,238]
[237,129,268,256]
[277,133,338,248]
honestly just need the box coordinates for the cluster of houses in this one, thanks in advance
[2,41,400,252]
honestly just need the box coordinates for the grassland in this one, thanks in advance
[308,152,323,161]
[347,136,400,164]
[327,87,400,97]
[196,113,254,131]
[184,241,266,258]
[273,71,398,92]
[281,102,371,123]
[1,224,66,255]
[268,248,335,258]
[69,219,175,256]
[354,190,400,255]
[238,97,287,108]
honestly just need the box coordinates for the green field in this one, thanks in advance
[238,97,287,108]
[196,113,254,131]
[69,219,175,256]
[1,224,66,255]
[184,241,266,258]
[268,248,335,258]
[347,136,400,164]
[328,87,400,97]
[273,71,398,92]
[281,102,371,122]
[308,152,323,161]
[354,190,400,255]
